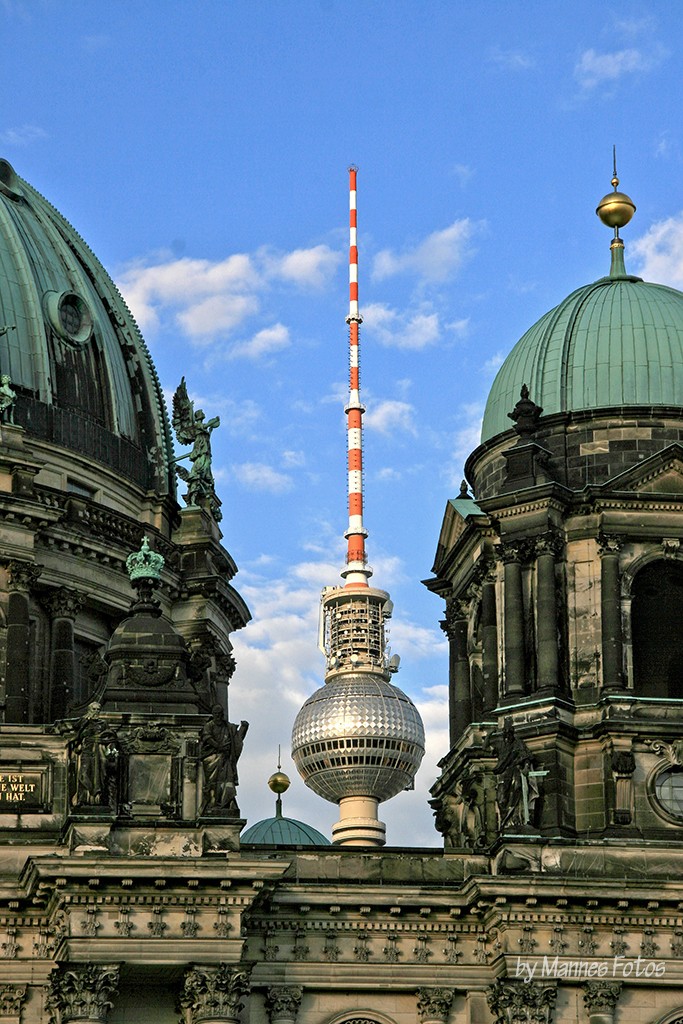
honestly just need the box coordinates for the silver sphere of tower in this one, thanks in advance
[291,672,425,804]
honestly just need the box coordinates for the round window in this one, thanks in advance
[43,290,93,346]
[654,768,683,822]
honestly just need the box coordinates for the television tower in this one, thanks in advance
[291,168,425,846]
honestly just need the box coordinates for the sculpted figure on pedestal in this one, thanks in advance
[199,705,249,816]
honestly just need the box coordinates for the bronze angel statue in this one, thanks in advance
[172,377,222,521]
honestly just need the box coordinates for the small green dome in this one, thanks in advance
[241,815,330,846]
[482,272,683,442]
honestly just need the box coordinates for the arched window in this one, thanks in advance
[632,561,683,697]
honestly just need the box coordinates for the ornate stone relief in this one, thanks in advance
[582,981,622,1013]
[0,985,26,1019]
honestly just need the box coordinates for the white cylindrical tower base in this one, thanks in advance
[332,796,386,847]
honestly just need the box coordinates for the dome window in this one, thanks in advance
[43,290,93,346]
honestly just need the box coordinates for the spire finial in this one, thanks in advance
[596,149,636,278]
[611,144,619,190]
[268,752,291,820]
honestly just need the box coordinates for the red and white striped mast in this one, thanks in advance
[342,165,372,588]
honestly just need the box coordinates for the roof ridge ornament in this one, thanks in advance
[596,147,636,279]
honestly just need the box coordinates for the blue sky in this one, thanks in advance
[3,1,683,845]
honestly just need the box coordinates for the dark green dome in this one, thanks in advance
[482,255,683,442]
[241,815,330,846]
[0,159,174,492]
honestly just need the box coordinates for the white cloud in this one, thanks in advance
[376,467,401,482]
[631,214,683,288]
[364,399,416,436]
[488,46,534,71]
[117,243,340,347]
[447,401,485,487]
[232,462,293,494]
[373,219,480,284]
[452,163,474,187]
[268,244,341,288]
[574,46,663,90]
[0,124,47,146]
[228,323,290,360]
[282,450,306,468]
[363,302,467,351]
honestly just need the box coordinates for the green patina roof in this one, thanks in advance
[241,815,330,846]
[482,253,683,442]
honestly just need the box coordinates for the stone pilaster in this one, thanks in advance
[5,561,42,723]
[500,543,526,697]
[179,964,252,1024]
[583,981,621,1024]
[487,980,556,1024]
[417,988,455,1024]
[442,598,471,742]
[0,985,27,1021]
[598,535,624,690]
[265,987,303,1024]
[43,587,85,719]
[46,964,119,1024]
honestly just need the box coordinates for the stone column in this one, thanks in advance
[487,980,556,1024]
[179,964,252,1024]
[535,534,560,691]
[417,988,455,1024]
[46,964,119,1024]
[43,587,85,720]
[500,543,526,697]
[583,981,621,1024]
[0,985,27,1023]
[598,536,624,689]
[442,599,471,743]
[480,566,499,712]
[5,562,41,723]
[265,987,303,1024]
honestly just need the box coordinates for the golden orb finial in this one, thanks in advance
[596,146,636,234]
[268,770,291,795]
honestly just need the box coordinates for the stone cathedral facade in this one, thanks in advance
[0,156,682,1024]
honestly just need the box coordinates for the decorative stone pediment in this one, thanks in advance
[602,444,683,495]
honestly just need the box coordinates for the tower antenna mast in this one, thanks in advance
[342,165,371,587]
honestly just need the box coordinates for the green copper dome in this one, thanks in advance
[0,159,174,492]
[481,254,683,442]
[241,815,330,846]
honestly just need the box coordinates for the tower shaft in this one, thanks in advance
[343,166,371,587]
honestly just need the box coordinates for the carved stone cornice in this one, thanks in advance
[7,561,42,592]
[42,587,85,620]
[264,987,303,1024]
[487,980,556,1024]
[582,981,622,1013]
[46,964,119,1024]
[417,988,455,1024]
[0,985,27,1018]
[179,964,253,1024]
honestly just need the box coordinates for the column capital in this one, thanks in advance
[487,980,556,1024]
[43,587,85,620]
[179,964,253,1024]
[46,964,119,1024]
[534,532,563,559]
[0,985,27,1019]
[583,980,622,1012]
[265,987,303,1024]
[598,534,622,557]
[7,560,42,592]
[417,988,455,1024]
